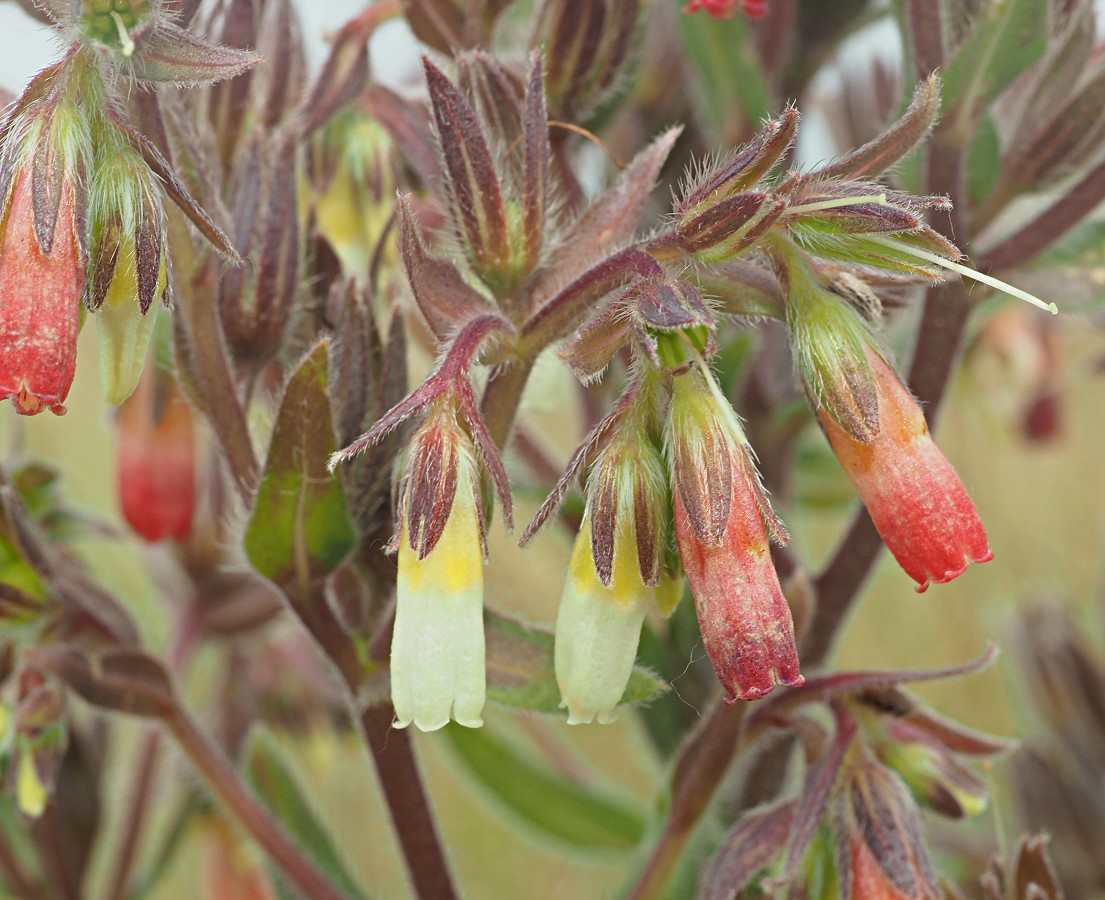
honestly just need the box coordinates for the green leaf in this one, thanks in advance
[793,438,858,511]
[942,0,1048,123]
[245,342,356,591]
[966,113,1000,206]
[243,729,369,900]
[676,11,768,140]
[443,724,646,851]
[484,610,668,715]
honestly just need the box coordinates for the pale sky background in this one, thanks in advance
[2,2,1105,166]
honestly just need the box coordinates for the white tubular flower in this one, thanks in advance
[555,439,666,725]
[391,406,486,731]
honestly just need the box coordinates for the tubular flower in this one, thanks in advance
[555,438,666,725]
[0,65,93,416]
[86,127,169,406]
[392,404,486,731]
[683,0,769,19]
[116,361,195,543]
[0,167,82,416]
[667,363,802,701]
[818,346,992,592]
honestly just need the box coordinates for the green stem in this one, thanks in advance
[480,357,537,449]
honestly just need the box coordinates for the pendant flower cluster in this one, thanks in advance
[0,2,253,415]
[329,59,1053,730]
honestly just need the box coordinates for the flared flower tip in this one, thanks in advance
[391,442,486,731]
[820,351,993,592]
[674,482,803,701]
[0,170,81,416]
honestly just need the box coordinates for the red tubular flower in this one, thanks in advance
[0,167,82,415]
[683,0,769,20]
[116,364,196,542]
[668,364,802,700]
[820,348,992,591]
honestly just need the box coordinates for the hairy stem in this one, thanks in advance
[359,706,458,900]
[480,357,536,449]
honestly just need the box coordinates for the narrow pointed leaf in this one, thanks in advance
[522,50,549,267]
[423,57,509,273]
[130,23,261,87]
[243,729,369,900]
[443,723,646,850]
[817,76,940,181]
[398,194,492,341]
[700,801,796,900]
[527,128,680,312]
[296,10,371,136]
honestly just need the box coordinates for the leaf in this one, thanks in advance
[129,22,261,87]
[443,724,646,851]
[245,342,356,592]
[526,128,680,314]
[942,0,1049,120]
[676,11,768,139]
[966,113,1000,206]
[243,729,368,900]
[484,609,667,715]
[699,801,796,900]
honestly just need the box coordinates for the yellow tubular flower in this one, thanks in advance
[391,412,486,731]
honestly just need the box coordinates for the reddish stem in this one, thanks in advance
[164,705,348,900]
[359,706,459,900]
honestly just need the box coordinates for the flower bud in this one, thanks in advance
[392,405,486,731]
[86,127,168,405]
[220,130,300,370]
[555,438,666,724]
[832,745,940,900]
[0,63,93,415]
[667,364,802,700]
[876,733,989,819]
[819,346,992,591]
[314,108,395,277]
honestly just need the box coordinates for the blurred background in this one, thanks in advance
[3,1,1105,898]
